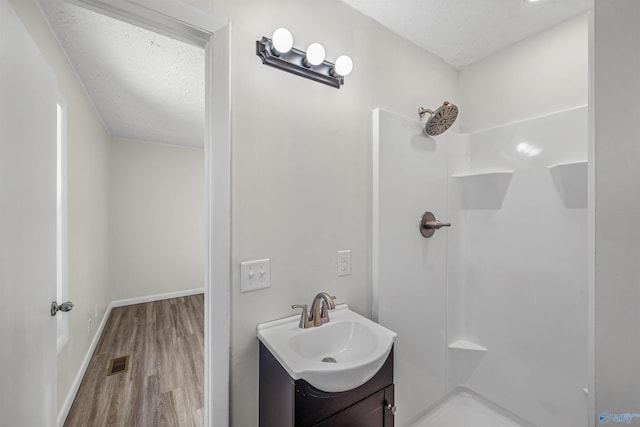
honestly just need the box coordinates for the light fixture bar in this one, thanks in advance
[256,37,345,89]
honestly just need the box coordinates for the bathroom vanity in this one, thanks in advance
[259,343,395,427]
[257,304,397,427]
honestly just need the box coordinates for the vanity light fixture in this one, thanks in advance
[332,55,353,77]
[303,43,326,67]
[256,29,353,89]
[271,28,293,55]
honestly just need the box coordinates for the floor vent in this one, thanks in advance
[107,355,129,376]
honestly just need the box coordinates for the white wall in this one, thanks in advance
[593,0,640,419]
[459,14,589,134]
[214,0,458,425]
[109,138,204,300]
[9,0,112,414]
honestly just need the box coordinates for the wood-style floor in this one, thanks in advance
[64,294,204,427]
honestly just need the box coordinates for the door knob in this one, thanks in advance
[386,403,397,415]
[51,301,74,316]
[419,211,451,238]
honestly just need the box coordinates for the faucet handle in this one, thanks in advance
[325,295,336,309]
[292,304,312,329]
[319,296,337,323]
[328,296,337,309]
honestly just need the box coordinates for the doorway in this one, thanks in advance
[35,0,231,425]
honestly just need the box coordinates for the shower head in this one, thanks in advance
[418,101,459,136]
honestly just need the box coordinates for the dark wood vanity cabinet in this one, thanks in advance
[259,342,395,427]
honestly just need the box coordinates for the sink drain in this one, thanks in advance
[321,356,337,363]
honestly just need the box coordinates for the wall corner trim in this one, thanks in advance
[110,288,204,308]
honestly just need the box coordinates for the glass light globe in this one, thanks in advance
[305,43,325,66]
[333,55,353,77]
[272,28,293,54]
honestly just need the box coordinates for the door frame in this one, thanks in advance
[60,1,231,425]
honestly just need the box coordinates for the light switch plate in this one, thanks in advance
[337,250,351,276]
[240,259,271,292]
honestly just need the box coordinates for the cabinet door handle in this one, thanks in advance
[386,403,397,415]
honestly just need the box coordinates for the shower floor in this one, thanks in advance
[412,391,526,427]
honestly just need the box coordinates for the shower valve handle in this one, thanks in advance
[419,211,451,238]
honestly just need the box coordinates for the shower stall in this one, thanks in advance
[371,104,588,427]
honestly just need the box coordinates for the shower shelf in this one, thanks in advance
[448,340,488,352]
[548,161,587,209]
[452,171,514,209]
[448,341,487,385]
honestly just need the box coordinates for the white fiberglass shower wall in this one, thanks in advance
[372,14,589,427]
[450,107,588,427]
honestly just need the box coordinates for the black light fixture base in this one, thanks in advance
[256,37,344,89]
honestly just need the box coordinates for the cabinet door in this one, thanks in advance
[313,386,394,427]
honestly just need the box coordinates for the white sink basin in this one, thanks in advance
[257,304,397,393]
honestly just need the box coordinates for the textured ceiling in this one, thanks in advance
[340,0,592,67]
[40,0,204,147]
[39,0,590,146]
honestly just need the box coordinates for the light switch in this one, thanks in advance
[337,250,351,276]
[240,259,271,292]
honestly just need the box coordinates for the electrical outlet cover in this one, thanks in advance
[337,250,351,276]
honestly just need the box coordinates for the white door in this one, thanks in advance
[0,1,58,425]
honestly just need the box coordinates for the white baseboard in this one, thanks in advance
[57,288,204,426]
[57,302,112,427]
[111,288,204,308]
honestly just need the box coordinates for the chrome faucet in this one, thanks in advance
[292,292,336,329]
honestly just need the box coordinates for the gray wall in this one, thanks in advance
[594,0,640,420]
[9,0,112,413]
[215,0,459,425]
[459,14,588,133]
[109,138,204,301]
